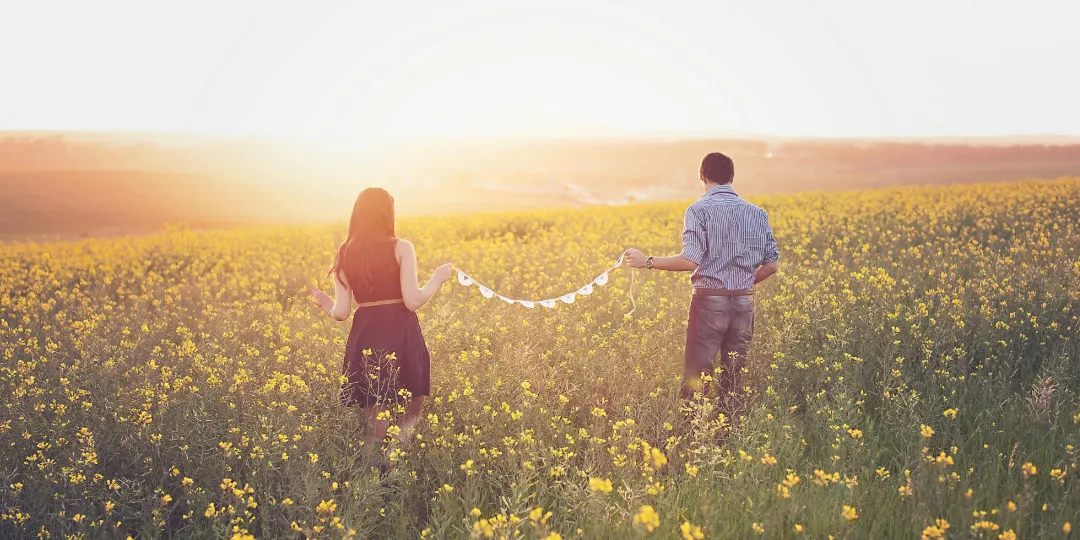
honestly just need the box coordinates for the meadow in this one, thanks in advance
[1,178,1079,539]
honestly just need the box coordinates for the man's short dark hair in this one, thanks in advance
[700,152,735,184]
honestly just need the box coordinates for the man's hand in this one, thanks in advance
[754,261,779,284]
[625,248,647,268]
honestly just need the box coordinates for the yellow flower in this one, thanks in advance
[633,505,660,532]
[281,498,293,506]
[920,424,935,439]
[783,472,800,488]
[793,523,804,533]
[998,530,1016,540]
[1021,462,1037,477]
[1064,522,1071,534]
[589,477,613,493]
[471,508,482,517]
[316,499,337,514]
[943,408,958,419]
[681,521,705,540]
[649,447,668,468]
[1050,469,1067,484]
[921,519,949,539]
[752,522,765,535]
[474,518,494,538]
[841,505,858,521]
[543,533,562,540]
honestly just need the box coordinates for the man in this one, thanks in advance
[625,152,779,406]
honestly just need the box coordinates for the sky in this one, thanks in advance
[2,0,1079,142]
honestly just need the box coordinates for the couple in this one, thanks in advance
[310,152,780,455]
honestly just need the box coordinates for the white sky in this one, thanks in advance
[2,0,1078,141]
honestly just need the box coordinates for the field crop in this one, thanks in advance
[2,178,1079,539]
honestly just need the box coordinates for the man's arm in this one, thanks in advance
[755,209,780,284]
[648,254,698,272]
[625,205,703,272]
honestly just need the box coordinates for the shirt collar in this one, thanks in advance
[703,184,738,198]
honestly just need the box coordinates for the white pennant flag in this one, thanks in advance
[594,272,609,286]
[519,300,536,309]
[479,286,495,299]
[577,283,593,295]
[539,299,557,308]
[498,295,515,304]
[560,293,576,304]
[457,271,475,286]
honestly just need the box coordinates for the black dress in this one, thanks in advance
[339,238,431,408]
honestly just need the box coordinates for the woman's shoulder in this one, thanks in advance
[393,238,413,257]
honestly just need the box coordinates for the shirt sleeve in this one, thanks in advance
[761,209,779,264]
[680,205,707,265]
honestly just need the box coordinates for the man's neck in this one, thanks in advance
[704,182,732,190]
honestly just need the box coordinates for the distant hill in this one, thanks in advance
[3,132,1080,240]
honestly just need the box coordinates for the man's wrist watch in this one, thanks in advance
[645,256,654,269]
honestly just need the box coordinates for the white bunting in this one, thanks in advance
[458,271,474,286]
[451,253,627,309]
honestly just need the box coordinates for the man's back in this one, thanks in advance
[681,184,778,291]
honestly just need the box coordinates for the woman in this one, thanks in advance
[310,187,451,455]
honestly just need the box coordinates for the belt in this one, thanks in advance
[693,288,753,297]
[356,298,404,308]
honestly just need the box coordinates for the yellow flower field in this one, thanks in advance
[1,178,1079,539]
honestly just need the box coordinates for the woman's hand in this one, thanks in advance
[309,288,333,315]
[433,263,453,284]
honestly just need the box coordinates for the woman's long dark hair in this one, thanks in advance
[327,188,396,296]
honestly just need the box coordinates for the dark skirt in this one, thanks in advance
[341,302,431,408]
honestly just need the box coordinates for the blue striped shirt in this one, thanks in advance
[680,184,779,290]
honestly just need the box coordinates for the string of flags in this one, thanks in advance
[452,253,628,310]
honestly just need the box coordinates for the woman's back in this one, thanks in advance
[341,237,403,303]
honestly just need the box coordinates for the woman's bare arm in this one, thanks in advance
[397,240,452,312]
[310,269,353,321]
[328,272,353,321]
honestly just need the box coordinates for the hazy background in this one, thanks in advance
[2,0,1079,238]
